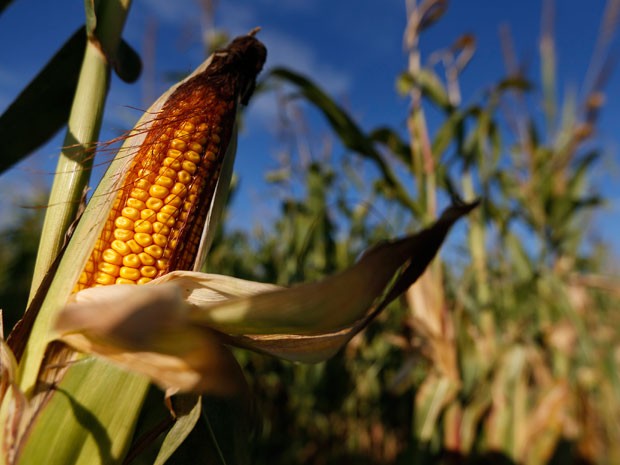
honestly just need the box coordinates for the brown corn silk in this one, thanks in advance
[75,34,266,290]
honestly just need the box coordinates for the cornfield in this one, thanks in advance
[0,1,618,464]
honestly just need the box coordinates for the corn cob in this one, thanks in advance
[30,33,265,398]
[74,34,266,291]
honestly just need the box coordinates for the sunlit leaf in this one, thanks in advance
[15,359,149,465]
[0,338,17,403]
[57,284,248,394]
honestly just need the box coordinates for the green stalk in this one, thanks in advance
[28,0,133,303]
[462,171,489,308]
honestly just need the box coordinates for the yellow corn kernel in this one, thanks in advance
[111,240,131,256]
[152,222,170,235]
[146,198,164,211]
[155,175,175,189]
[120,267,141,281]
[134,232,153,248]
[160,204,178,216]
[180,121,195,132]
[138,168,156,182]
[130,188,149,202]
[184,150,201,163]
[181,160,196,174]
[102,248,123,266]
[137,277,153,285]
[134,219,153,234]
[174,129,191,141]
[141,208,157,221]
[164,155,182,168]
[115,216,134,230]
[170,138,187,151]
[126,239,143,254]
[149,184,169,199]
[135,178,150,190]
[98,262,120,277]
[171,183,188,197]
[122,207,140,221]
[122,254,141,268]
[127,198,146,210]
[152,233,168,247]
[167,148,183,159]
[158,167,177,178]
[140,266,158,278]
[144,244,163,259]
[113,229,134,241]
[116,277,137,285]
[156,212,176,227]
[95,272,116,286]
[177,170,192,184]
[138,252,156,266]
[164,194,183,207]
[189,142,203,152]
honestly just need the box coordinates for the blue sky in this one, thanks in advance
[0,0,618,257]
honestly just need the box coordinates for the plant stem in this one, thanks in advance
[28,0,133,303]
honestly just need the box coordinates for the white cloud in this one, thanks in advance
[242,29,351,135]
[125,1,352,137]
[134,0,349,94]
[260,29,350,94]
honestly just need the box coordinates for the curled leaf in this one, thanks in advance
[57,284,246,394]
[55,202,477,392]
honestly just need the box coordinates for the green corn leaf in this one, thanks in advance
[84,0,98,35]
[198,392,255,465]
[114,39,142,83]
[414,374,459,442]
[0,0,14,16]
[396,69,452,111]
[269,67,418,214]
[152,396,202,465]
[15,358,149,465]
[0,26,85,174]
[369,126,411,166]
[0,26,140,175]
[414,68,452,111]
